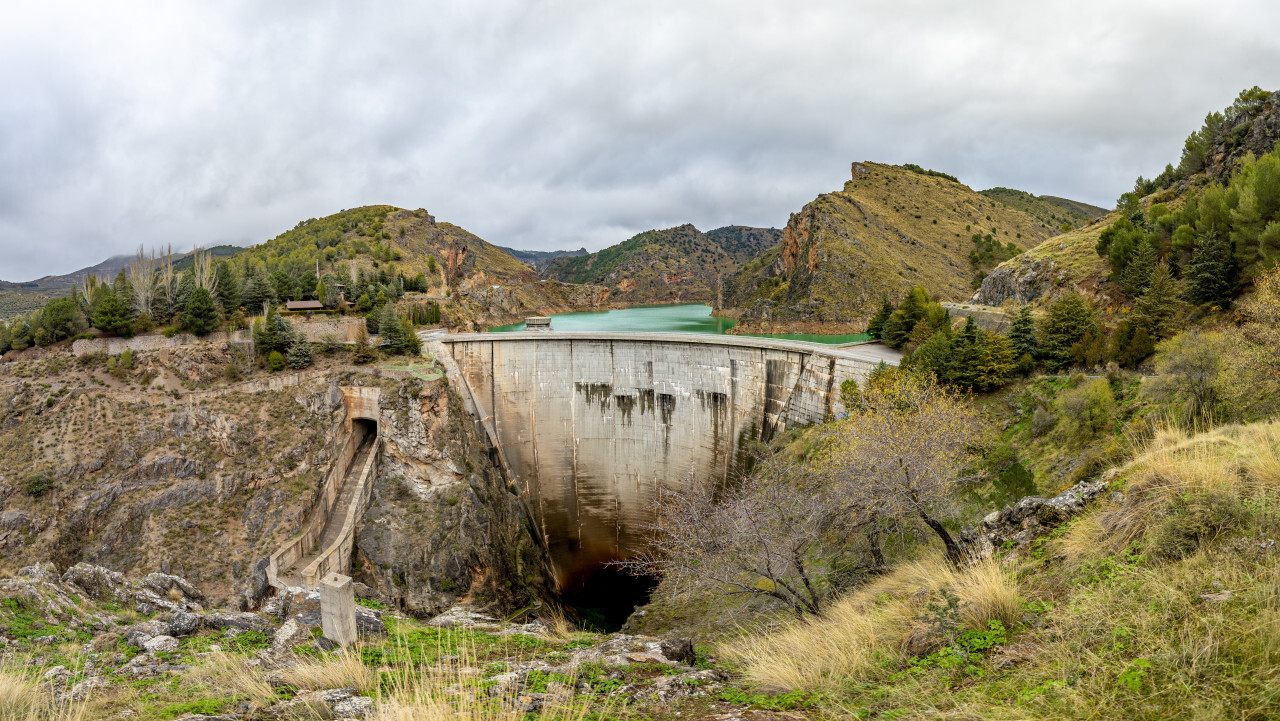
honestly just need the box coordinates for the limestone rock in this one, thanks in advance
[962,479,1110,560]
[201,612,275,635]
[167,610,200,637]
[142,635,180,654]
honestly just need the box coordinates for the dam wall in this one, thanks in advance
[438,332,895,588]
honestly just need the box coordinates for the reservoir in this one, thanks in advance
[489,303,871,345]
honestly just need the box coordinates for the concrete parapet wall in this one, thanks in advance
[439,332,894,587]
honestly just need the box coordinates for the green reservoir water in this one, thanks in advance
[489,304,871,345]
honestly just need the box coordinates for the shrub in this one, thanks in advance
[267,351,285,371]
[1055,378,1114,446]
[23,473,52,498]
[1151,491,1244,560]
[120,348,133,369]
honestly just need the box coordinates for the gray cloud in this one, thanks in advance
[2,0,1278,279]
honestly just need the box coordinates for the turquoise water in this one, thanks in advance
[489,304,871,345]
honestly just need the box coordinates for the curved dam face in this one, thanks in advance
[439,332,895,592]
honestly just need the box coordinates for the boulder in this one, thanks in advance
[142,635,180,654]
[60,563,125,604]
[201,612,275,635]
[143,572,204,600]
[167,610,200,637]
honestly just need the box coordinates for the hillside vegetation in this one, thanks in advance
[976,86,1280,312]
[719,162,1067,334]
[541,224,780,305]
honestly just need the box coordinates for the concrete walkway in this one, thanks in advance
[278,433,377,587]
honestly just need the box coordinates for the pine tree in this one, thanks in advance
[1038,292,1097,372]
[1186,231,1234,306]
[215,261,241,315]
[400,317,421,356]
[90,291,134,337]
[352,326,377,364]
[867,296,893,339]
[1120,239,1157,297]
[254,308,293,354]
[9,320,30,350]
[946,317,983,390]
[0,321,10,354]
[286,332,313,369]
[975,332,1016,391]
[378,306,406,353]
[1007,306,1037,360]
[183,287,219,336]
[174,272,196,317]
[1109,321,1155,367]
[908,331,952,381]
[1131,263,1181,339]
[881,311,910,348]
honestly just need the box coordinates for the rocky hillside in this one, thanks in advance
[974,87,1280,309]
[0,342,548,616]
[978,187,1106,228]
[494,245,588,271]
[971,218,1114,306]
[244,205,613,328]
[540,224,781,305]
[718,162,1061,334]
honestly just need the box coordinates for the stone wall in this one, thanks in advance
[440,332,892,588]
[69,317,368,357]
[941,302,1014,333]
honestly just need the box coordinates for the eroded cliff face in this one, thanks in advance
[1,345,554,617]
[0,348,354,608]
[719,162,1056,334]
[353,378,553,617]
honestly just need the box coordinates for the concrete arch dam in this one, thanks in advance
[437,332,898,592]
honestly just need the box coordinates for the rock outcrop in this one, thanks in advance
[352,379,554,617]
[721,162,1059,334]
[961,478,1111,560]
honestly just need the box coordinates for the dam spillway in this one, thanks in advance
[435,332,897,592]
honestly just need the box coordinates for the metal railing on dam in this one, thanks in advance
[432,332,899,590]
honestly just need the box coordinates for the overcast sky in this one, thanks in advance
[2,1,1278,280]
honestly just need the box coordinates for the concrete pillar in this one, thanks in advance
[319,572,358,646]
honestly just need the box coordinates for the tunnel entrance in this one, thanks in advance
[559,565,659,633]
[350,418,378,461]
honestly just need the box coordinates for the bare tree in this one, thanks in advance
[126,246,156,320]
[154,244,178,321]
[619,458,869,619]
[822,369,983,566]
[191,246,219,303]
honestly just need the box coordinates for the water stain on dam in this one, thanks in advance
[445,335,887,627]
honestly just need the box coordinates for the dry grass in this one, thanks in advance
[1057,420,1280,566]
[0,671,91,721]
[276,652,375,695]
[541,608,576,641]
[722,558,1020,691]
[186,652,276,706]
